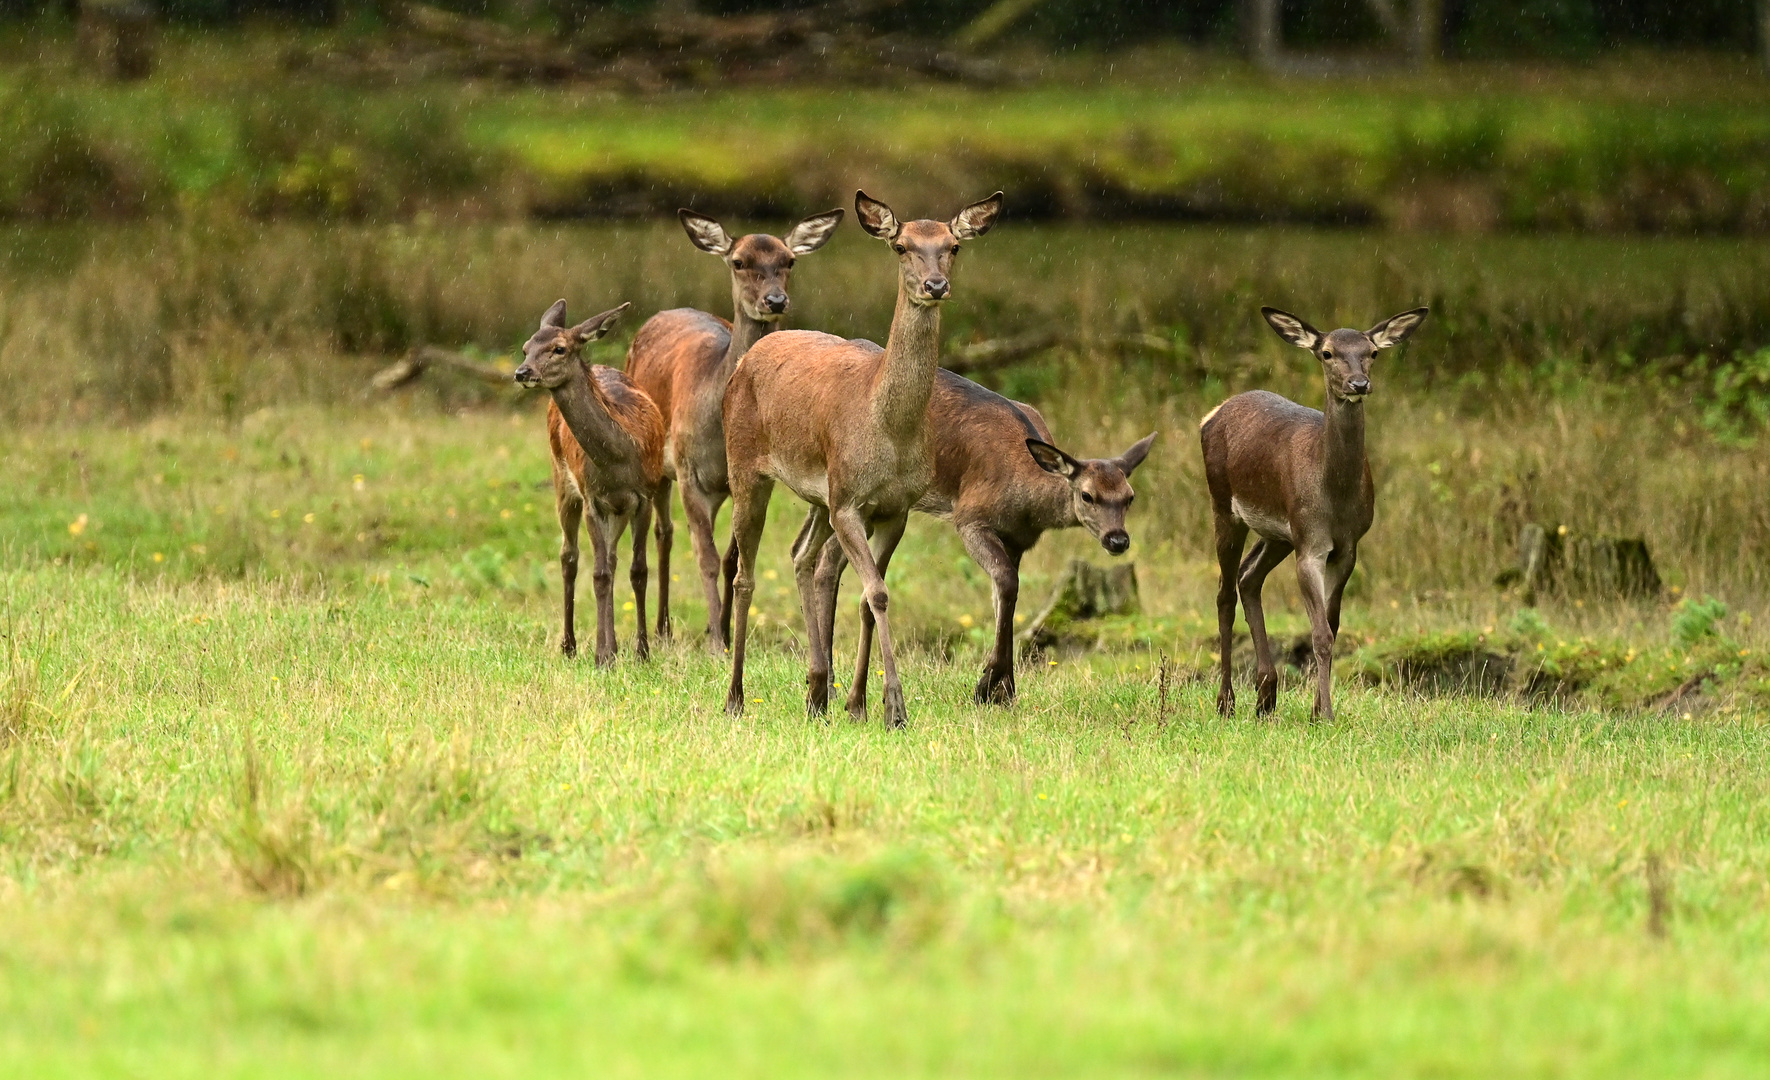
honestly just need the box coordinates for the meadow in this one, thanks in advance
[2,212,1770,1073]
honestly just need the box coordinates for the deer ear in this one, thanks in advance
[540,299,569,330]
[783,209,844,255]
[1026,439,1079,479]
[1115,432,1157,475]
[1369,306,1430,350]
[570,302,631,343]
[950,191,1004,239]
[678,209,734,256]
[855,190,900,240]
[1261,307,1323,351]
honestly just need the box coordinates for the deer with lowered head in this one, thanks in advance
[721,189,1004,728]
[806,374,1156,709]
[514,299,665,665]
[623,207,844,651]
[1201,305,1428,721]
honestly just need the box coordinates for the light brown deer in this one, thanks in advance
[514,300,665,665]
[1201,305,1428,721]
[807,373,1155,709]
[721,189,1004,727]
[623,207,844,651]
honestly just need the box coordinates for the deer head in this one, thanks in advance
[678,208,844,322]
[1025,432,1156,555]
[513,300,631,389]
[1261,306,1430,403]
[855,190,1003,306]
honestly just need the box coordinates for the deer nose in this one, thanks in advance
[1102,530,1130,555]
[922,276,949,300]
[513,366,535,386]
[1347,378,1371,397]
[763,292,788,314]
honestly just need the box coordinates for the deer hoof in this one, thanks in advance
[1216,687,1235,717]
[974,670,1014,707]
[882,686,908,729]
[725,687,746,717]
[656,617,672,641]
[635,639,650,662]
[561,639,577,659]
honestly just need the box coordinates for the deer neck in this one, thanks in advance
[551,359,629,463]
[870,284,943,441]
[1319,392,1367,503]
[719,289,774,381]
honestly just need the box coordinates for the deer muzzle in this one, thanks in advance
[512,366,537,387]
[921,276,950,300]
[1102,530,1130,555]
[762,292,789,315]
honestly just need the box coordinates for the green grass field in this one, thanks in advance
[4,410,1768,1077]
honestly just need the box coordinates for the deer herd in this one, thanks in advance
[511,189,1428,727]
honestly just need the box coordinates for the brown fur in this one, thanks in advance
[621,209,843,651]
[514,300,666,666]
[1202,305,1427,721]
[811,369,1155,708]
[721,190,1004,728]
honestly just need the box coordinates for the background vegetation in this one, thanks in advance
[1,30,1768,229]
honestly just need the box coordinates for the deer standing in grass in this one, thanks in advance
[623,207,844,651]
[809,374,1155,708]
[722,189,1004,727]
[514,300,665,665]
[1201,305,1428,721]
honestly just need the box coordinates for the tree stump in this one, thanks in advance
[1020,560,1140,649]
[77,0,156,82]
[1514,523,1659,603]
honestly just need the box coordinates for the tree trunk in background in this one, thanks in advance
[1244,0,1279,68]
[1761,0,1770,72]
[1410,0,1442,67]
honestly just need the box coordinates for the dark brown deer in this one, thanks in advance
[1201,305,1428,721]
[624,208,844,651]
[514,300,665,665]
[807,373,1155,709]
[722,189,1004,727]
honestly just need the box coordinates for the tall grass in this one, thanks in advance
[3,221,1769,607]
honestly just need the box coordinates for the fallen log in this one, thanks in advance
[371,346,514,393]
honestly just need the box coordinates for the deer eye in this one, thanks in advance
[1125,494,1135,505]
[552,346,565,355]
[892,244,906,254]
[1080,492,1096,504]
[731,259,746,271]
[1321,349,1332,359]
[786,258,796,268]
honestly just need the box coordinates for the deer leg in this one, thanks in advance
[792,507,836,717]
[651,477,673,641]
[1328,550,1355,638]
[812,533,850,706]
[679,477,728,654]
[1213,516,1249,716]
[961,525,1020,706]
[629,497,653,662]
[1295,552,1336,722]
[720,534,739,648]
[723,474,773,717]
[556,483,584,659]
[588,511,618,667]
[830,508,909,728]
[1239,538,1295,718]
[845,521,905,718]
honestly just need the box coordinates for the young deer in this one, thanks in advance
[623,207,844,651]
[514,300,666,665]
[808,373,1155,708]
[722,189,1004,727]
[1201,305,1428,721]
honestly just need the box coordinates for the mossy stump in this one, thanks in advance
[1021,560,1140,650]
[1513,523,1660,604]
